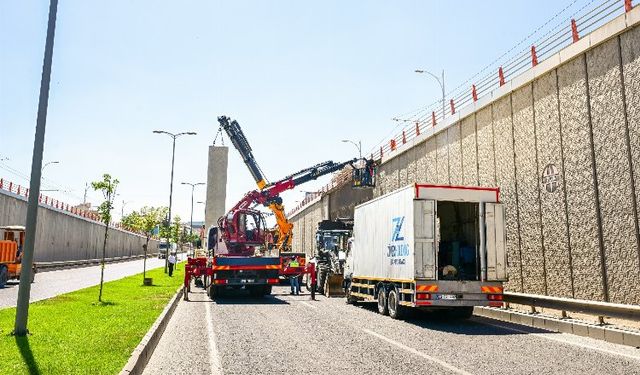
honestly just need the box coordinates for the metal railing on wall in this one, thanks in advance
[289,0,636,218]
[371,0,634,162]
[0,177,142,235]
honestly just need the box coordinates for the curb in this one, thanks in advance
[475,306,640,348]
[120,285,185,375]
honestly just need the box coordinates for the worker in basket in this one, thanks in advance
[287,256,300,295]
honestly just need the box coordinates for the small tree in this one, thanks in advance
[170,215,182,249]
[92,174,119,302]
[121,211,142,232]
[138,206,167,282]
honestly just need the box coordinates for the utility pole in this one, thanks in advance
[14,0,58,336]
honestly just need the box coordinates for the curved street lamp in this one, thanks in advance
[181,182,205,236]
[415,69,445,120]
[341,139,362,159]
[153,130,197,272]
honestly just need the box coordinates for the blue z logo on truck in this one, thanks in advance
[387,216,409,265]
[391,217,405,241]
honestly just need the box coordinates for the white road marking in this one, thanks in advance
[299,301,317,309]
[363,329,474,375]
[481,321,640,362]
[205,301,224,375]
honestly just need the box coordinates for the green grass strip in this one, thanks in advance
[0,263,184,374]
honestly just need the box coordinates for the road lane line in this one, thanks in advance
[363,329,474,375]
[205,301,224,375]
[481,321,640,362]
[299,301,317,309]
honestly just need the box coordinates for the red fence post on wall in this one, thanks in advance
[0,178,3,189]
[626,0,633,12]
[498,66,505,86]
[9,182,13,192]
[450,99,456,115]
[402,130,406,144]
[415,121,420,136]
[571,19,579,43]
[390,139,396,151]
[380,146,383,158]
[25,188,29,197]
[472,85,478,102]
[432,112,437,127]
[531,45,538,67]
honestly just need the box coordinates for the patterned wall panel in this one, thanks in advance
[461,115,479,186]
[425,138,438,183]
[621,25,640,292]
[587,37,640,304]
[513,84,546,295]
[493,95,523,292]
[534,70,573,298]
[448,123,463,185]
[476,106,496,186]
[436,131,450,184]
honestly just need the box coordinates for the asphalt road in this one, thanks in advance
[144,285,640,375]
[0,257,166,308]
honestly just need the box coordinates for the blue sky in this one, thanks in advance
[0,0,595,222]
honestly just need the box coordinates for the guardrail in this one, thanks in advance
[35,253,158,272]
[504,292,640,321]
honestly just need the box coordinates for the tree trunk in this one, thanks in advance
[98,222,109,302]
[143,236,149,281]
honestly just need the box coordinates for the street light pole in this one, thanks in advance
[14,0,59,337]
[181,182,205,237]
[415,69,445,119]
[153,130,197,273]
[341,139,362,159]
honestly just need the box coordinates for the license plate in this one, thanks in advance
[435,294,458,300]
[240,279,255,283]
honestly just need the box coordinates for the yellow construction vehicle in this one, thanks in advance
[0,225,36,288]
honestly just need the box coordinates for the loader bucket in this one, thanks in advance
[324,274,345,297]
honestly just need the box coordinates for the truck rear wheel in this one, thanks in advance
[377,287,388,315]
[387,288,407,320]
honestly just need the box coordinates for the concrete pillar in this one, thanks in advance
[205,146,229,234]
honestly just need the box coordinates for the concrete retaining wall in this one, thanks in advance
[290,11,640,305]
[0,190,158,262]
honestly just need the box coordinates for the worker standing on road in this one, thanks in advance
[168,252,176,277]
[288,256,300,295]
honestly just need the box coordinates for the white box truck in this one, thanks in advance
[344,184,507,319]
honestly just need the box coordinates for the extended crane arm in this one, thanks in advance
[218,116,268,189]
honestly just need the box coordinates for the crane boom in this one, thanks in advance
[217,116,374,252]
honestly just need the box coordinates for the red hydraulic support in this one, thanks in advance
[432,111,437,127]
[450,99,456,115]
[571,19,579,43]
[415,121,421,136]
[498,66,505,86]
[626,0,633,12]
[472,84,478,102]
[531,45,538,67]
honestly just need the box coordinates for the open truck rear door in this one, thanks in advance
[485,203,507,281]
[414,199,436,279]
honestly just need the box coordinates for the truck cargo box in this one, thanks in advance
[346,184,507,317]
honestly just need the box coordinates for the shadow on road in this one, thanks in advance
[353,302,552,336]
[213,293,290,305]
[15,335,41,375]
